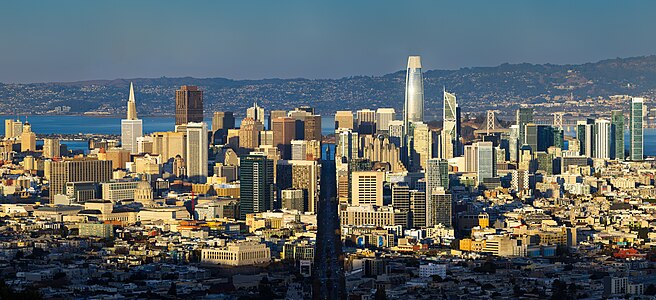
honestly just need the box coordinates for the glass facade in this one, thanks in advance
[630,98,643,160]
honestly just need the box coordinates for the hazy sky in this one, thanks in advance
[1,0,655,83]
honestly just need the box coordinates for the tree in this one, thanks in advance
[167,282,177,296]
[645,284,656,296]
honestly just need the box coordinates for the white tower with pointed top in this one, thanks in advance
[121,82,143,154]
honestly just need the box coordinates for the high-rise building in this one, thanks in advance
[594,119,611,159]
[239,154,275,219]
[351,171,383,206]
[304,114,322,141]
[426,158,449,194]
[375,108,395,133]
[516,107,534,146]
[432,189,452,227]
[212,111,235,144]
[247,102,265,124]
[186,122,208,183]
[577,119,595,158]
[239,118,264,150]
[410,190,427,228]
[391,182,410,211]
[509,125,520,162]
[272,117,297,159]
[334,111,354,130]
[48,158,113,203]
[411,122,431,171]
[20,122,36,152]
[477,141,496,185]
[356,109,376,134]
[388,120,404,147]
[404,56,424,134]
[4,119,23,139]
[442,89,460,158]
[611,110,624,160]
[277,159,320,213]
[630,97,644,161]
[43,138,60,159]
[335,129,359,163]
[151,131,186,161]
[121,82,143,154]
[175,85,203,125]
[281,189,305,212]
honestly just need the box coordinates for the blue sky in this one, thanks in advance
[1,0,655,83]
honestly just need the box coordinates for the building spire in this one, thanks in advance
[127,82,137,120]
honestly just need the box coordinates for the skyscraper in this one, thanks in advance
[238,118,264,150]
[276,159,320,213]
[334,111,354,130]
[239,154,275,219]
[404,56,424,135]
[516,107,534,146]
[175,85,203,125]
[577,119,595,157]
[246,102,265,124]
[477,141,496,185]
[630,97,644,161]
[351,171,384,206]
[43,138,60,159]
[375,108,395,133]
[212,111,235,144]
[272,117,297,159]
[432,189,452,227]
[121,82,143,154]
[20,122,36,152]
[442,89,460,159]
[356,109,376,134]
[411,122,431,171]
[611,110,624,160]
[186,122,208,183]
[594,119,611,159]
[426,158,449,194]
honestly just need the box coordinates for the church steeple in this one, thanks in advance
[127,82,137,120]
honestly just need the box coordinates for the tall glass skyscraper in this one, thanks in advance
[516,107,533,146]
[442,89,460,159]
[630,97,644,161]
[611,110,624,160]
[403,56,424,135]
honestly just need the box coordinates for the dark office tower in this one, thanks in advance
[516,107,534,146]
[611,110,624,160]
[304,115,322,141]
[312,148,346,300]
[272,117,297,159]
[175,85,203,125]
[577,118,595,157]
[391,182,410,211]
[432,191,452,227]
[553,127,564,149]
[212,111,235,144]
[239,154,274,219]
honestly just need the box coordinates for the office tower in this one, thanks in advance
[360,135,406,172]
[442,89,460,159]
[277,160,320,213]
[516,107,534,146]
[336,129,359,163]
[630,97,644,161]
[611,110,624,160]
[20,122,36,152]
[4,119,23,139]
[375,108,395,133]
[509,125,520,162]
[334,111,354,129]
[121,82,143,154]
[272,117,297,159]
[477,141,496,185]
[410,190,427,228]
[404,55,424,134]
[312,148,346,300]
[351,171,383,206]
[525,124,556,152]
[391,182,410,211]
[304,114,322,141]
[175,85,203,125]
[356,109,376,134]
[186,122,208,183]
[43,138,60,159]
[247,102,265,124]
[411,122,431,171]
[281,189,305,211]
[268,110,287,129]
[212,111,235,144]
[259,130,274,147]
[432,189,452,227]
[239,118,264,150]
[577,119,595,157]
[511,169,530,193]
[594,119,611,159]
[291,140,308,160]
[151,131,186,161]
[426,158,449,194]
[48,158,113,203]
[239,154,274,219]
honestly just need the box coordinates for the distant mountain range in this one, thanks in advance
[2,55,656,119]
